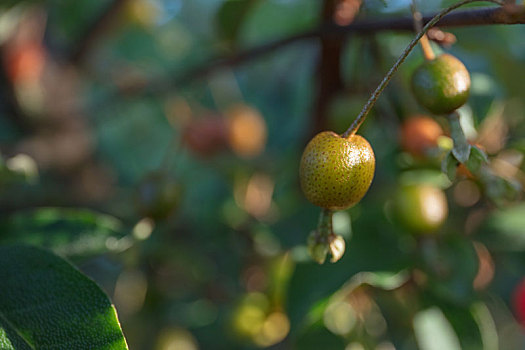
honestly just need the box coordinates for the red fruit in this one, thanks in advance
[512,278,525,326]
[5,43,46,83]
[183,116,228,157]
[226,104,267,159]
[400,116,443,157]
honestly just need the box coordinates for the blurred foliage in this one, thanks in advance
[1,0,525,349]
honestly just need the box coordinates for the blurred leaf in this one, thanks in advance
[413,307,461,350]
[0,245,128,349]
[466,145,488,173]
[439,303,484,350]
[399,169,452,189]
[295,320,346,350]
[216,0,258,46]
[449,112,471,164]
[347,270,410,291]
[422,235,478,304]
[0,208,126,259]
[476,204,525,251]
[471,302,498,350]
[287,205,411,332]
[441,151,457,181]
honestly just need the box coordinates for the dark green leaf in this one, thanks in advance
[287,205,411,332]
[476,204,525,251]
[413,307,461,350]
[441,304,484,350]
[0,208,126,260]
[216,0,258,45]
[465,145,488,173]
[441,151,457,181]
[422,235,478,304]
[448,112,471,164]
[0,245,128,349]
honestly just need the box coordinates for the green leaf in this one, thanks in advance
[287,205,411,332]
[413,307,461,350]
[422,235,478,304]
[448,112,471,164]
[0,208,126,260]
[216,0,258,45]
[441,151,457,181]
[465,145,488,174]
[476,204,525,251]
[440,303,484,350]
[0,245,128,350]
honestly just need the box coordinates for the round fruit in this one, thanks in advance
[300,131,375,210]
[411,53,471,115]
[394,184,448,234]
[226,104,267,158]
[512,278,525,327]
[400,115,443,157]
[5,43,46,83]
[183,116,228,157]
[136,172,181,220]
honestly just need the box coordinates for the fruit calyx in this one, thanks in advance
[307,209,346,264]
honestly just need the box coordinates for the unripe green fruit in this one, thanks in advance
[411,54,470,115]
[300,131,375,210]
[394,184,448,234]
[136,172,182,220]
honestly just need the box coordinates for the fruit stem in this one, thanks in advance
[419,35,436,61]
[411,0,436,60]
[308,208,337,264]
[341,0,503,139]
[319,207,333,232]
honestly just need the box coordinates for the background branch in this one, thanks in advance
[95,4,525,105]
[68,0,129,64]
[312,0,346,135]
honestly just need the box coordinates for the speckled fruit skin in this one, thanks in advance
[300,131,375,210]
[411,54,471,115]
[394,184,448,234]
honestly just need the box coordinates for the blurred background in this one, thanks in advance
[1,0,525,349]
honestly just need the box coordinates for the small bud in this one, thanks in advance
[308,231,328,264]
[328,234,346,263]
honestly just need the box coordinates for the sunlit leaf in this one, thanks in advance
[216,0,258,46]
[413,307,461,350]
[0,245,128,349]
[477,204,525,251]
[0,208,126,259]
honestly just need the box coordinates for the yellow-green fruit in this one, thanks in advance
[394,184,448,234]
[411,54,470,115]
[300,131,375,210]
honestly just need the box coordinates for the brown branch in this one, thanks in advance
[172,4,524,84]
[68,0,129,64]
[312,0,346,135]
[94,4,525,106]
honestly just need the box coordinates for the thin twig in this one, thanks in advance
[411,0,436,60]
[342,0,503,138]
[68,0,129,64]
[162,4,522,89]
[87,4,525,111]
